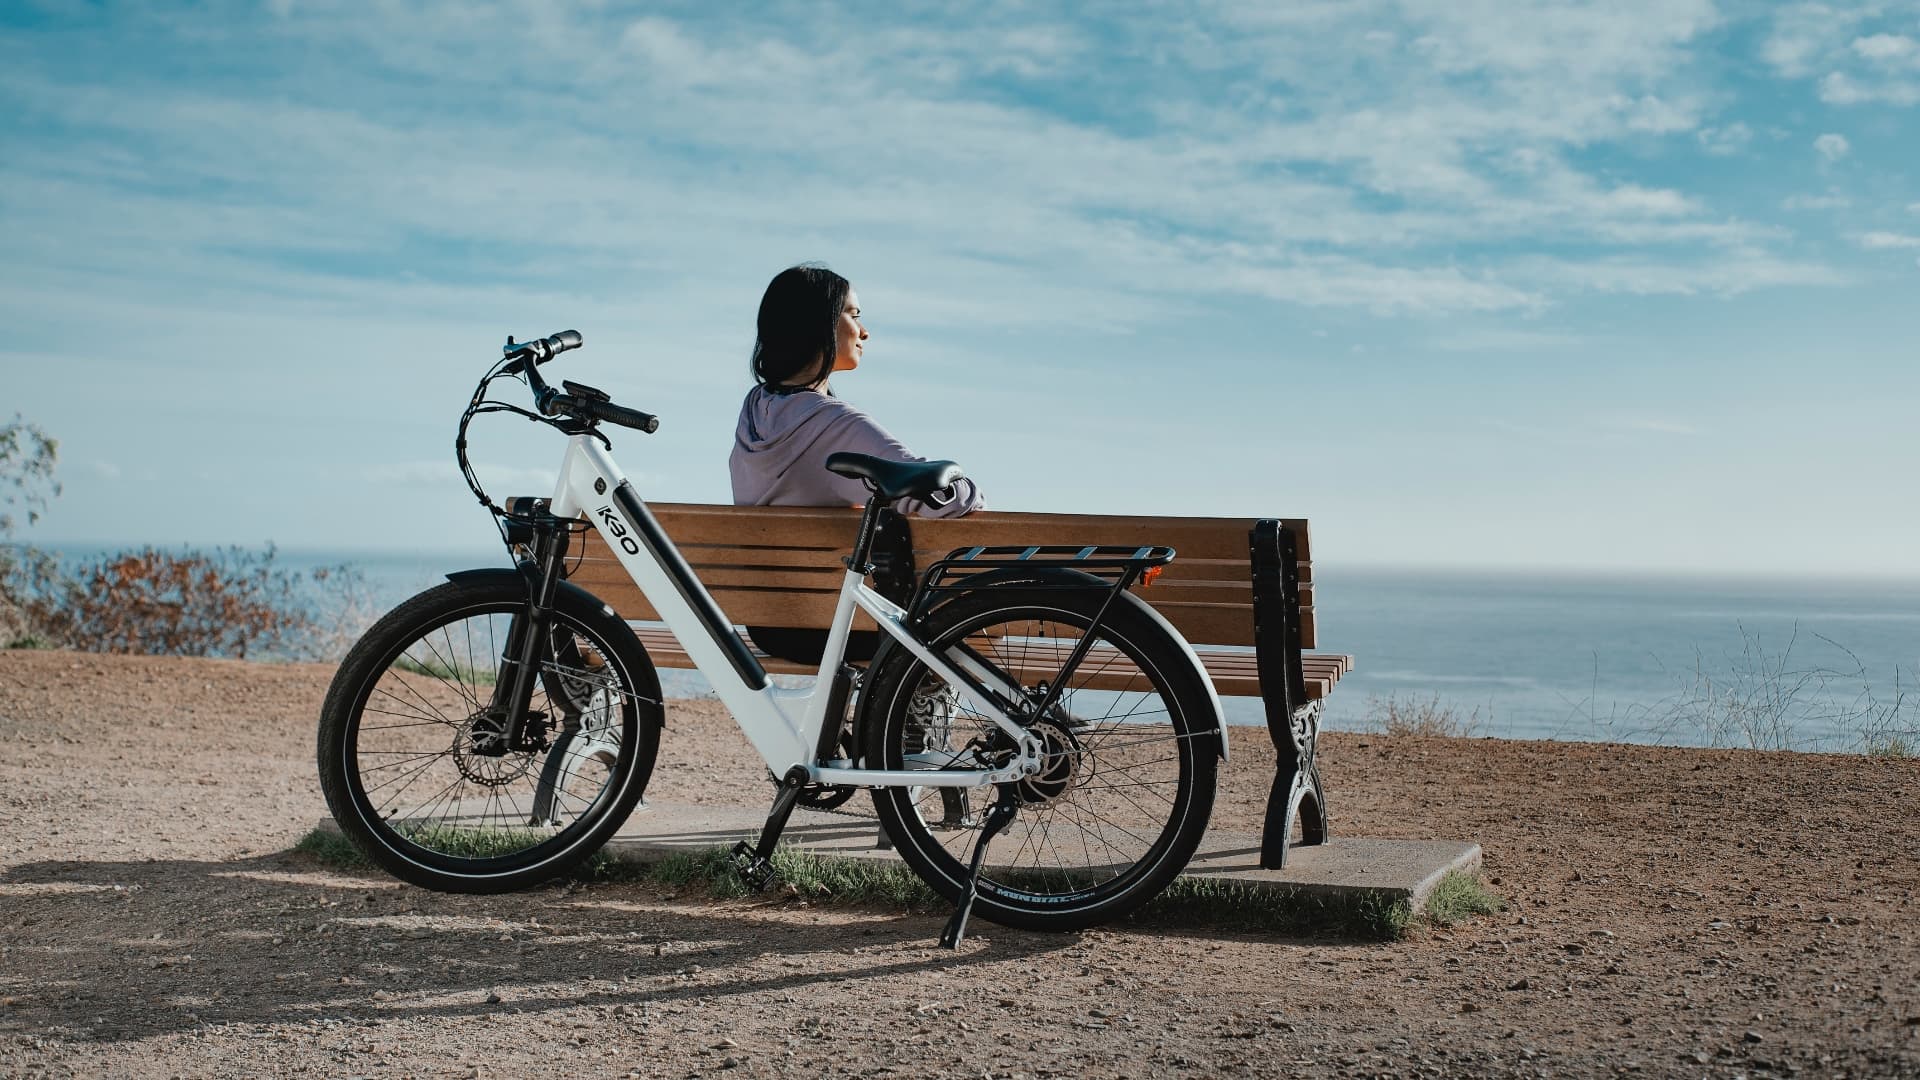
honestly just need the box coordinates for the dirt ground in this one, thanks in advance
[1,649,1916,1079]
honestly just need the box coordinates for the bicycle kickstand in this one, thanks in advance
[939,786,1020,950]
[731,765,809,891]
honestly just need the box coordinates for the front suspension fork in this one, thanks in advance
[478,517,573,753]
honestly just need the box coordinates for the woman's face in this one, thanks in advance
[831,289,867,373]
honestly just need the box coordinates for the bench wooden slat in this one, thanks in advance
[649,504,861,547]
[579,578,885,631]
[625,625,1350,701]
[570,573,1314,645]
[908,511,1312,562]
[638,503,1313,563]
[607,563,1317,606]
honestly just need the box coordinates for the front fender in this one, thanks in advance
[443,567,617,617]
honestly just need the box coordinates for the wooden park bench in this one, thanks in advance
[554,503,1352,868]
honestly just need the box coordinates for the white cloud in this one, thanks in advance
[1814,132,1851,161]
[1515,252,1848,296]
[1852,33,1919,63]
[0,1,1848,347]
[1695,122,1754,155]
[1821,70,1920,105]
[1781,192,1850,210]
[90,461,122,480]
[1910,202,1920,214]
[1762,4,1859,78]
[1599,185,1700,217]
[1854,231,1920,249]
[1764,7,1920,106]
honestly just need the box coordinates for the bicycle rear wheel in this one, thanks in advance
[863,578,1219,931]
[317,576,662,893]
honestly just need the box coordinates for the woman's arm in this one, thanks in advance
[815,402,985,518]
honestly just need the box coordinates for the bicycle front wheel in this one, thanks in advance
[863,580,1219,931]
[317,577,662,893]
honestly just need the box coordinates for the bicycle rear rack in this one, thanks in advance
[914,543,1175,609]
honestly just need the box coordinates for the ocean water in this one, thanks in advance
[1301,567,1920,752]
[25,543,1920,752]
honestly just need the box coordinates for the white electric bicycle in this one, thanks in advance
[317,331,1225,945]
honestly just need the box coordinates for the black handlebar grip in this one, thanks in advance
[502,329,584,374]
[590,400,661,434]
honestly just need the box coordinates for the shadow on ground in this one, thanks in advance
[0,850,1080,1045]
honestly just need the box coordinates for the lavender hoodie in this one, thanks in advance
[729,385,985,517]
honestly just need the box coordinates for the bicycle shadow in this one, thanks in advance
[0,849,1071,1045]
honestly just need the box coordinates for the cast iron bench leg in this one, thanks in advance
[1252,520,1330,869]
[1261,700,1328,868]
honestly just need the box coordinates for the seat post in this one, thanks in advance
[845,492,889,575]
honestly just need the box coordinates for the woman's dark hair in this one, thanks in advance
[751,264,850,391]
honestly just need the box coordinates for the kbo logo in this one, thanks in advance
[595,505,642,556]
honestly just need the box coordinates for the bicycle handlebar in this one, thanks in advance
[497,329,662,435]
[501,330,583,375]
[548,393,661,434]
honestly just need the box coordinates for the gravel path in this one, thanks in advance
[1,649,1916,1078]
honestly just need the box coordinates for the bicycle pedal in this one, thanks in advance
[729,841,777,892]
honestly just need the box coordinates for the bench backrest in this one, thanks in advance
[563,503,1316,649]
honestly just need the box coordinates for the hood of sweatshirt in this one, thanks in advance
[730,385,851,505]
[734,385,839,457]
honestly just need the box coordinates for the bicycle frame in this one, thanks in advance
[545,434,1045,790]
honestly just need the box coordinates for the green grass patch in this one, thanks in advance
[769,847,943,908]
[392,824,554,859]
[601,846,1418,939]
[1421,869,1504,928]
[583,845,943,908]
[5,633,55,649]
[1865,733,1914,758]
[294,827,373,870]
[294,824,554,870]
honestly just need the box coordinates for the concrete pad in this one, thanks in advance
[601,801,1481,909]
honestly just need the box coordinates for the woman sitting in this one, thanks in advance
[730,264,984,664]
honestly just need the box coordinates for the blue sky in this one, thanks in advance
[4,1,1918,574]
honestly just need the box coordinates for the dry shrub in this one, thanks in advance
[11,545,318,659]
[0,415,60,538]
[1613,624,1920,755]
[1364,692,1485,738]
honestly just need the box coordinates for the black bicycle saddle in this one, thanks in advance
[825,452,965,500]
